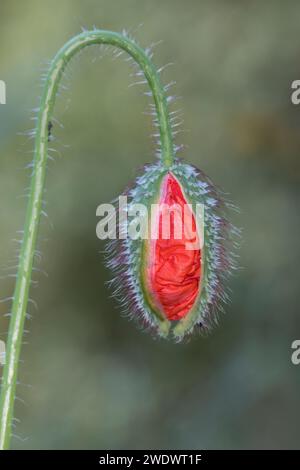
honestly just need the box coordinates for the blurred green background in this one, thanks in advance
[0,0,300,450]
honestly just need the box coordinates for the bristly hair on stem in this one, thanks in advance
[0,29,175,450]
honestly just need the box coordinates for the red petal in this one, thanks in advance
[146,173,201,320]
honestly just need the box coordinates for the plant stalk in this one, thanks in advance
[0,29,174,450]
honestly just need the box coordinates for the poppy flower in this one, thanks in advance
[106,159,237,341]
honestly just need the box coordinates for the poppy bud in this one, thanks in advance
[106,159,236,341]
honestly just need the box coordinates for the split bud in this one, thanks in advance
[104,159,236,341]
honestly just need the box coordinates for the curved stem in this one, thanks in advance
[0,29,174,450]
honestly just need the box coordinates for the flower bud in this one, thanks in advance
[105,159,236,341]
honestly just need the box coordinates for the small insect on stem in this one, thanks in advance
[47,120,53,142]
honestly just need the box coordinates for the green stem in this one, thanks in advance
[0,29,174,450]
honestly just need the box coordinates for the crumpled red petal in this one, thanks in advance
[146,173,201,320]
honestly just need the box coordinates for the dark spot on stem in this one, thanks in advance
[47,121,53,142]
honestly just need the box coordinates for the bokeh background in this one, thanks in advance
[0,0,299,450]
